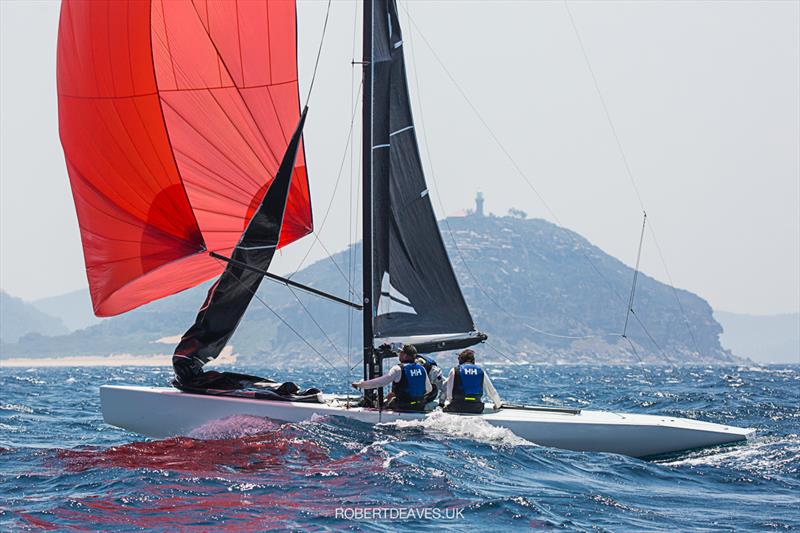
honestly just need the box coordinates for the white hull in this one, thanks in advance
[101,385,753,458]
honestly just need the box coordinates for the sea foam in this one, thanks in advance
[381,410,534,447]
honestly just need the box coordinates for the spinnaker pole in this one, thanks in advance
[209,252,362,310]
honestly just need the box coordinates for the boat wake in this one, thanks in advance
[379,410,534,447]
[656,433,800,480]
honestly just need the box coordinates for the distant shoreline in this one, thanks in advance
[0,354,172,367]
[0,348,237,368]
[0,354,792,369]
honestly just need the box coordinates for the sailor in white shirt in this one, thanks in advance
[352,344,432,411]
[444,349,502,413]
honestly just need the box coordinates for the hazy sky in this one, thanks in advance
[1,0,798,315]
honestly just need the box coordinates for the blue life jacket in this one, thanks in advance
[392,363,427,404]
[453,364,484,403]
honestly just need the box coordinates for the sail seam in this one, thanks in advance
[158,98,265,190]
[147,0,206,252]
[67,156,202,248]
[58,80,298,100]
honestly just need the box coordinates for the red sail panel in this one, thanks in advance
[57,0,312,316]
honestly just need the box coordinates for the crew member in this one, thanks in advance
[415,352,446,406]
[444,349,502,414]
[352,344,432,412]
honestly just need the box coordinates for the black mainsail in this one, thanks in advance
[363,0,485,363]
[172,109,308,384]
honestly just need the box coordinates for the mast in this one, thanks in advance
[361,0,377,388]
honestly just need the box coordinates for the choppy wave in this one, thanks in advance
[657,433,800,480]
[0,364,798,531]
[381,410,533,446]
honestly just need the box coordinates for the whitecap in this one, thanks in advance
[379,410,534,446]
[357,438,393,455]
[382,450,409,468]
[0,403,33,414]
[659,435,800,477]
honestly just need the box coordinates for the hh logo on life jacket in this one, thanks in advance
[409,368,423,377]
[463,368,479,375]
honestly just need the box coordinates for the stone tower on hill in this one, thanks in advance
[475,192,485,217]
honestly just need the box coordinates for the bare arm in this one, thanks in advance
[353,365,401,390]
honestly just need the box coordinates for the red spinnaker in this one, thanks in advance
[57,0,312,316]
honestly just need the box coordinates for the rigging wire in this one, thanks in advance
[402,5,679,365]
[286,285,349,367]
[312,236,360,298]
[647,229,703,355]
[304,0,333,107]
[563,1,645,211]
[347,124,363,380]
[614,211,666,391]
[403,4,609,343]
[210,257,346,378]
[484,340,527,367]
[627,311,676,366]
[401,10,560,225]
[290,82,364,297]
[621,334,659,395]
[623,212,647,338]
[564,0,702,357]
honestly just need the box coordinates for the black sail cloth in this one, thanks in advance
[370,0,483,349]
[171,109,319,402]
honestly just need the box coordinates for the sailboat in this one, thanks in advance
[57,0,752,458]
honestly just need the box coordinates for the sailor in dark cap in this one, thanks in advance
[443,349,502,414]
[352,344,432,412]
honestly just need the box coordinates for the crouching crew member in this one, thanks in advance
[444,349,502,414]
[351,344,432,412]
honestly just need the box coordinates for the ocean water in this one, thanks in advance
[0,364,797,531]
